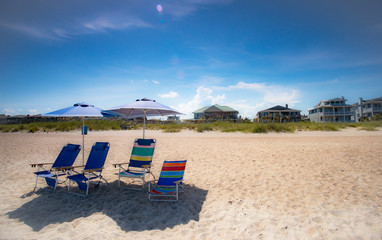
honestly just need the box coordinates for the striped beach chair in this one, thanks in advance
[30,143,81,191]
[114,138,156,190]
[148,160,187,201]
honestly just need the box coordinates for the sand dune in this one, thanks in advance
[1,129,381,239]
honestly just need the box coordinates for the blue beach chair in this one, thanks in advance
[30,144,81,191]
[67,142,110,196]
[113,138,156,190]
[148,160,187,201]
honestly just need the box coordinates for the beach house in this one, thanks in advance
[257,104,301,123]
[193,104,239,120]
[308,97,352,122]
[351,97,382,122]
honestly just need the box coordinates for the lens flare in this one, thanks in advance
[156,4,163,13]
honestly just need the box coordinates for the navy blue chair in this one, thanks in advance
[31,144,81,191]
[67,142,110,196]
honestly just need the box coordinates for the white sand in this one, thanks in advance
[0,129,381,239]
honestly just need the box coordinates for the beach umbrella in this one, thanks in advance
[103,98,182,139]
[42,102,104,164]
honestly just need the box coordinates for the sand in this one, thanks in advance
[0,129,381,239]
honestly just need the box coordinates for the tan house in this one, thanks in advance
[193,104,239,120]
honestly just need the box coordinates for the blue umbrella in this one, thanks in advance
[42,103,103,164]
[103,98,182,138]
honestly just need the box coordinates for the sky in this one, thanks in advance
[1,0,382,119]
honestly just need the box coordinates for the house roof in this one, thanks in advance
[327,97,346,102]
[193,104,238,113]
[364,97,382,103]
[315,97,351,107]
[258,105,301,113]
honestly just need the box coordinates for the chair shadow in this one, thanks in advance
[7,181,208,232]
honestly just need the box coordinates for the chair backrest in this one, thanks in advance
[157,160,187,186]
[51,144,81,169]
[84,142,110,171]
[129,138,156,168]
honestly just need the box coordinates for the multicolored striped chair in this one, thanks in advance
[114,138,156,190]
[148,160,187,201]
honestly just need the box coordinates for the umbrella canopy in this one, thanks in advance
[42,102,103,117]
[42,102,104,163]
[104,98,182,138]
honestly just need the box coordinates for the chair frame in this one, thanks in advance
[113,138,156,190]
[67,142,110,197]
[148,160,187,202]
[30,144,81,191]
[67,167,108,197]
[148,180,184,202]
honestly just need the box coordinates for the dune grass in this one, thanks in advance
[1,120,381,134]
[0,119,124,133]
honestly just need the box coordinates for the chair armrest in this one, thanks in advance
[113,163,129,168]
[83,167,104,173]
[52,166,74,171]
[30,163,53,167]
[174,180,183,184]
[65,165,85,170]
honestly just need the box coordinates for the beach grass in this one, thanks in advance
[1,120,381,133]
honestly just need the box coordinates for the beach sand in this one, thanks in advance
[0,129,381,239]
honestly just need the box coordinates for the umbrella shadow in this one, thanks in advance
[7,181,208,232]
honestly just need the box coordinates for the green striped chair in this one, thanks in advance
[148,160,187,201]
[114,138,156,190]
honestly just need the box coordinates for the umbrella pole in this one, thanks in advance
[143,110,146,139]
[82,118,85,165]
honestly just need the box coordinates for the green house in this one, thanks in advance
[193,104,239,120]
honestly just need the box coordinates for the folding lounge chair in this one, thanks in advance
[148,160,187,201]
[30,144,81,191]
[114,138,156,190]
[67,142,110,196]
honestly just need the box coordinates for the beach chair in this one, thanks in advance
[148,160,187,201]
[67,142,110,196]
[113,138,156,190]
[30,144,81,191]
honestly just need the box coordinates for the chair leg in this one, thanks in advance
[118,165,121,188]
[53,172,59,190]
[33,175,39,192]
[86,178,89,197]
[68,178,71,193]
[33,165,42,192]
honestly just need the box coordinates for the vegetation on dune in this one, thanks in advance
[1,119,381,134]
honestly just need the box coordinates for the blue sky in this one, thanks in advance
[1,0,382,119]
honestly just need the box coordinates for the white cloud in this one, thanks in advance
[83,16,152,32]
[211,94,226,104]
[2,108,26,116]
[1,14,153,40]
[28,109,41,115]
[152,80,160,84]
[229,102,267,120]
[158,91,179,98]
[2,108,17,116]
[166,0,233,18]
[227,81,300,106]
[228,82,265,90]
[0,23,64,40]
[176,86,225,119]
[175,81,301,119]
